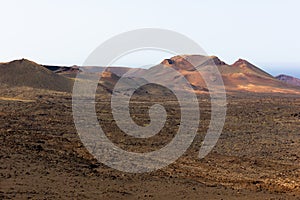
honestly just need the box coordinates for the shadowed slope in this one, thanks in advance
[276,74,300,87]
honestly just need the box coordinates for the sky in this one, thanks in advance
[0,0,299,77]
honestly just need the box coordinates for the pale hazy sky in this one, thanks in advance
[0,0,299,77]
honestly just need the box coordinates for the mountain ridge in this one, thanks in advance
[1,56,299,94]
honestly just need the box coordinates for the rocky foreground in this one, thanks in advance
[0,86,299,199]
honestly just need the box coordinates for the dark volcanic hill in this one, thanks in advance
[0,59,73,92]
[43,65,81,78]
[275,74,300,87]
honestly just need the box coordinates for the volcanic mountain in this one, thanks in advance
[82,55,300,95]
[154,55,300,94]
[275,74,300,87]
[0,59,73,92]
